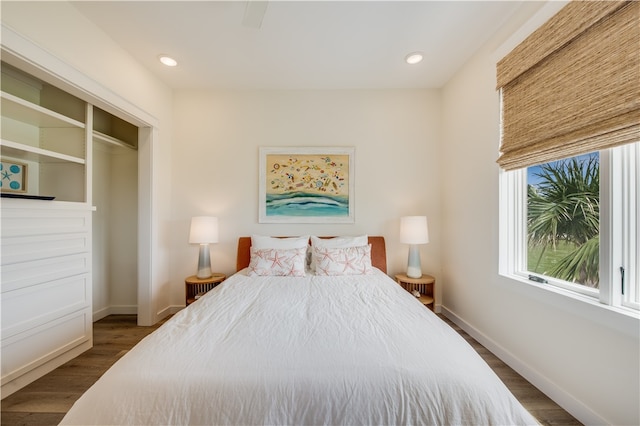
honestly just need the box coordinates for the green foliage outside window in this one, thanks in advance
[527,154,600,288]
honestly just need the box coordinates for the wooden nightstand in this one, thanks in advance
[395,273,435,311]
[185,273,226,306]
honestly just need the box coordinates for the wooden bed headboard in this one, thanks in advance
[236,236,387,274]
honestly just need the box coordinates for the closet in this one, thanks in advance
[92,107,138,321]
[0,62,139,397]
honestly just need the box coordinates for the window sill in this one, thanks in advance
[500,272,640,338]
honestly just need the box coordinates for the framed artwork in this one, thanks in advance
[0,160,27,193]
[259,147,355,223]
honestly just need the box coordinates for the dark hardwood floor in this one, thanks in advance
[1,314,580,425]
[439,316,581,426]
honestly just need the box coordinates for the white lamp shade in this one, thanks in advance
[400,216,429,244]
[189,216,219,244]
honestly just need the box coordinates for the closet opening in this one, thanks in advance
[92,106,139,321]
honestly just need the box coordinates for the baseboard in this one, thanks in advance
[94,304,178,326]
[93,307,110,322]
[156,305,182,321]
[93,305,138,322]
[1,340,91,399]
[441,305,608,426]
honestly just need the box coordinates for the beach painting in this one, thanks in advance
[259,147,355,223]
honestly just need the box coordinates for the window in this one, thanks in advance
[527,152,600,293]
[500,143,639,312]
[496,1,638,315]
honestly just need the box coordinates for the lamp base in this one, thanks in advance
[406,244,422,278]
[196,244,212,279]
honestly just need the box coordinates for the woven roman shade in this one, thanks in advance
[496,1,640,171]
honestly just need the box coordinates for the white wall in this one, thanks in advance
[170,89,443,305]
[92,143,111,316]
[92,143,138,320]
[109,147,139,309]
[440,3,640,425]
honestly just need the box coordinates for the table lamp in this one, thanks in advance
[189,216,219,279]
[400,216,429,278]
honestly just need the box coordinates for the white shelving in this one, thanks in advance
[1,60,140,399]
[1,139,85,164]
[1,91,85,129]
[1,85,88,202]
[93,130,135,151]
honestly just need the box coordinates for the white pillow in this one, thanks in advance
[310,235,368,271]
[251,235,309,249]
[313,244,373,276]
[247,247,307,277]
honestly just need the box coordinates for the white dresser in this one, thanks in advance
[1,201,93,396]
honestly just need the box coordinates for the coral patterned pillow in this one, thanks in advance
[313,244,373,276]
[309,235,368,271]
[247,247,307,277]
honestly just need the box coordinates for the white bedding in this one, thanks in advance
[61,269,538,425]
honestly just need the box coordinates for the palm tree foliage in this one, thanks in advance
[527,155,600,287]
[548,236,599,285]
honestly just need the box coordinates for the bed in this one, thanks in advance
[61,235,538,425]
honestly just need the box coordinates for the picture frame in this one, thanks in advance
[259,147,355,223]
[1,160,27,193]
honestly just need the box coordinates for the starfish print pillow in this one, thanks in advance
[313,244,373,276]
[247,247,307,277]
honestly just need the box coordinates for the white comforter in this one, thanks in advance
[61,269,538,425]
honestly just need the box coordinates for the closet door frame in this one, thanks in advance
[2,24,158,326]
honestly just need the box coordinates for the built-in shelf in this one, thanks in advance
[1,139,85,164]
[1,91,85,129]
[93,131,135,151]
[1,78,86,203]
[1,58,140,400]
[93,106,137,149]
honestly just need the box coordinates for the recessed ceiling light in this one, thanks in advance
[405,52,424,65]
[159,55,178,67]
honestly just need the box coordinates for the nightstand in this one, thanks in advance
[185,273,226,306]
[395,273,435,311]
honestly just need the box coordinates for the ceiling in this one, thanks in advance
[72,1,526,90]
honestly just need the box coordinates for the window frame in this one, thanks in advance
[499,144,639,316]
[610,143,640,311]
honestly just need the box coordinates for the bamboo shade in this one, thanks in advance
[496,1,640,171]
